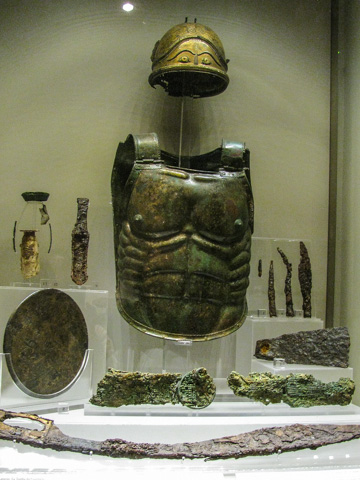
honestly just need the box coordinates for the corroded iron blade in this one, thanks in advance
[255,327,350,368]
[1,409,360,460]
[71,198,90,285]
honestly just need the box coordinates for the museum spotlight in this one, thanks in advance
[122,2,134,12]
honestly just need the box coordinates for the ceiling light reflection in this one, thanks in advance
[122,2,134,12]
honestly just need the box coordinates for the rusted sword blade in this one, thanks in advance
[1,409,360,460]
[71,198,90,285]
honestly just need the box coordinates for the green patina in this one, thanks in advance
[227,371,355,408]
[90,367,216,409]
[111,134,253,341]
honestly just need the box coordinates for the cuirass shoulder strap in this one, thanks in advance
[221,139,246,169]
[132,133,161,161]
[221,139,251,188]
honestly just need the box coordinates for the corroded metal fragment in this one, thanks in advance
[71,198,90,285]
[3,289,88,397]
[176,368,216,408]
[1,409,360,460]
[227,371,355,407]
[39,203,50,225]
[90,369,180,407]
[90,367,216,409]
[277,247,295,317]
[298,241,312,317]
[255,327,350,367]
[268,260,277,317]
[20,230,40,279]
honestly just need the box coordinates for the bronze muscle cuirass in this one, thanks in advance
[111,133,254,341]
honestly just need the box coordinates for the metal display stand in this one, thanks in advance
[0,350,93,410]
[252,358,353,383]
[0,285,109,410]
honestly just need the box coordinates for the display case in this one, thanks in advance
[1,0,359,478]
[0,286,108,410]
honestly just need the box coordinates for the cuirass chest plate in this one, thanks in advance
[112,134,254,341]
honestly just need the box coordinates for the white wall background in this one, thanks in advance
[0,1,331,380]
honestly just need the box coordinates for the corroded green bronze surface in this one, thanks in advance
[255,327,350,368]
[149,21,229,98]
[227,371,355,407]
[176,368,216,408]
[90,367,216,409]
[90,369,180,407]
[21,192,49,202]
[3,289,88,397]
[111,133,253,341]
[1,409,360,460]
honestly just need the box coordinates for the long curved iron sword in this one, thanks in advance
[1,409,360,460]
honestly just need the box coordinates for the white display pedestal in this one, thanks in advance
[0,290,356,479]
[252,358,353,383]
[2,405,360,479]
[83,401,360,418]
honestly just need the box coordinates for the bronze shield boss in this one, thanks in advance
[111,133,254,341]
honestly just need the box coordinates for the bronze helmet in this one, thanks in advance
[149,21,229,98]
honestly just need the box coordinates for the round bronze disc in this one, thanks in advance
[3,289,88,398]
[177,368,216,409]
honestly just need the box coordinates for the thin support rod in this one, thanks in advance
[178,96,185,166]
